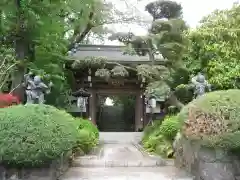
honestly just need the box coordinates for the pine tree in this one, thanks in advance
[110,0,188,109]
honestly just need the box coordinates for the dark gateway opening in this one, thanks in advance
[96,95,136,132]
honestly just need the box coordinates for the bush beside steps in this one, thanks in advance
[0,104,99,180]
[142,115,180,158]
[74,117,99,155]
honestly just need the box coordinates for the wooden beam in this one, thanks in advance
[75,80,147,91]
[87,88,141,95]
[135,92,144,131]
[79,77,140,83]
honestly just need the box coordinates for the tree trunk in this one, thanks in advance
[166,92,184,110]
[146,39,155,65]
[11,0,28,102]
[11,38,28,101]
[68,12,94,51]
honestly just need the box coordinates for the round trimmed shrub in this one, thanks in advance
[75,118,99,153]
[178,89,240,149]
[77,118,99,139]
[159,116,180,140]
[0,104,79,167]
[77,129,97,153]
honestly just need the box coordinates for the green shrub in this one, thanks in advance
[142,116,180,158]
[77,118,99,139]
[155,136,173,158]
[143,134,160,152]
[143,134,173,158]
[0,104,79,168]
[142,120,162,143]
[159,116,180,140]
[77,129,97,153]
[178,89,240,149]
[75,118,99,153]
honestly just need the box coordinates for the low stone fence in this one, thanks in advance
[174,135,240,180]
[0,151,72,180]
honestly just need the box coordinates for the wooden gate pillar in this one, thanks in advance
[89,89,97,125]
[135,92,144,131]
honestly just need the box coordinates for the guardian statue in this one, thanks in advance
[23,73,53,104]
[191,72,211,98]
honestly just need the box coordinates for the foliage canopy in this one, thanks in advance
[184,3,240,89]
[0,0,143,107]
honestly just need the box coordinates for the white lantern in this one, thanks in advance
[88,75,91,82]
[150,98,156,108]
[77,97,87,112]
[88,69,92,82]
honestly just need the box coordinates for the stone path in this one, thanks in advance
[60,132,193,180]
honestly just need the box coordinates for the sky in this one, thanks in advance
[103,0,238,45]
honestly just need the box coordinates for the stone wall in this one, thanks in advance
[174,135,240,180]
[0,151,72,180]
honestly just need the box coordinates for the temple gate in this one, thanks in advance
[67,44,164,131]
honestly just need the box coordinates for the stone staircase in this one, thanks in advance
[60,132,193,180]
[71,143,166,168]
[99,132,143,144]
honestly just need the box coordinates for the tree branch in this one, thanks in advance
[166,91,184,110]
[68,12,94,50]
[97,18,149,26]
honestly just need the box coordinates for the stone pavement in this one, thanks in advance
[62,167,193,180]
[60,132,193,180]
[71,143,166,167]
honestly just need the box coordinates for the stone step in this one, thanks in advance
[72,157,166,167]
[60,167,194,180]
[99,132,143,144]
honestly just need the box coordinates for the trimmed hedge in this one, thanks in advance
[77,118,99,139]
[178,89,240,149]
[75,118,99,153]
[77,129,97,153]
[0,104,79,168]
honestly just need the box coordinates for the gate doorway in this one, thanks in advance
[96,95,136,132]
